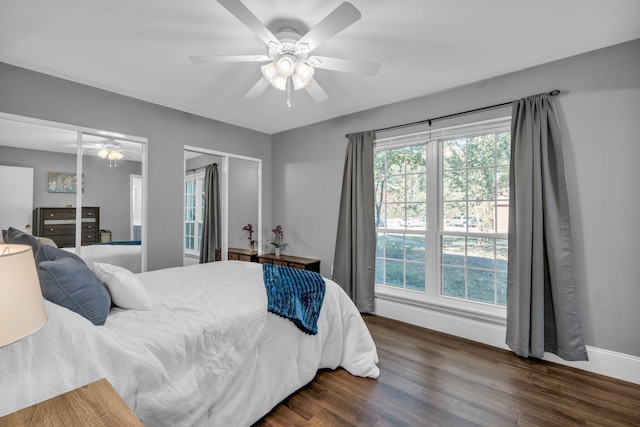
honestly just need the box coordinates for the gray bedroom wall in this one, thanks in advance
[0,145,141,241]
[0,62,272,271]
[270,39,640,357]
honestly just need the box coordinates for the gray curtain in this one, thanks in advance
[506,93,588,361]
[199,163,220,264]
[332,131,376,313]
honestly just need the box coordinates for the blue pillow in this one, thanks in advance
[38,257,111,326]
[35,244,85,266]
[6,227,41,256]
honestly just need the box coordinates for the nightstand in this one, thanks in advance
[258,253,321,273]
[215,247,259,262]
[0,378,142,426]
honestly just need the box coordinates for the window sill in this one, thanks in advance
[375,288,506,327]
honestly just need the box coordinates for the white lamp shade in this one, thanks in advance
[276,56,295,77]
[291,73,309,91]
[294,62,314,82]
[107,150,124,161]
[0,244,47,347]
[273,75,288,91]
[261,62,278,80]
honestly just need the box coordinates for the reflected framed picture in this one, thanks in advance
[47,172,84,193]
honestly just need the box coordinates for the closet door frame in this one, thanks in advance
[0,112,149,271]
[184,145,263,261]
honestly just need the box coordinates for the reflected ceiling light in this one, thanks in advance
[97,140,125,167]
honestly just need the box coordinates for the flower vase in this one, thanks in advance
[250,241,255,252]
[274,247,281,257]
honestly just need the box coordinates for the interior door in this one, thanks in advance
[0,165,34,234]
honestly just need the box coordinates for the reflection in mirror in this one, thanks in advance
[0,117,146,273]
[183,147,261,267]
[228,157,259,251]
[184,151,222,266]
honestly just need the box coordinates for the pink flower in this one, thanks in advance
[242,223,254,242]
[270,225,287,248]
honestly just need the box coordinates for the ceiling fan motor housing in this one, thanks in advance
[267,28,309,62]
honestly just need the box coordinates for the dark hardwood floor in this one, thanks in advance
[255,314,640,426]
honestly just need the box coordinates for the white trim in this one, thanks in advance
[375,296,640,385]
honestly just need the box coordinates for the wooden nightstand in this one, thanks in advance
[0,378,142,426]
[215,247,259,262]
[258,253,321,273]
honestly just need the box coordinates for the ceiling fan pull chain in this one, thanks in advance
[287,78,292,108]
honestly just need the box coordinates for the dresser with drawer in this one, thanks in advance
[33,207,100,248]
[258,253,321,273]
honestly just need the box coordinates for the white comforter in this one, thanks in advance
[0,261,379,426]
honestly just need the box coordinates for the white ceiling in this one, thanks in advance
[0,118,143,160]
[1,0,639,135]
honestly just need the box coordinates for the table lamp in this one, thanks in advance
[0,244,48,347]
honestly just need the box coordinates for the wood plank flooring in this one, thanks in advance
[254,314,640,426]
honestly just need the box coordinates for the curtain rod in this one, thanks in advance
[345,89,561,138]
[186,162,217,173]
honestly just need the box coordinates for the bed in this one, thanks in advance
[0,260,379,426]
[63,241,142,273]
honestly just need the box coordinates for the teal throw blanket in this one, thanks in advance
[262,263,326,335]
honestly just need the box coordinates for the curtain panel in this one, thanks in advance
[332,131,376,313]
[199,163,220,264]
[506,93,588,361]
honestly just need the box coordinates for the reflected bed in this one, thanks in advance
[63,241,141,273]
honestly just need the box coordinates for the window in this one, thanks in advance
[374,117,511,310]
[184,173,205,256]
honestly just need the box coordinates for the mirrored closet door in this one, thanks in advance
[183,146,261,266]
[0,114,148,272]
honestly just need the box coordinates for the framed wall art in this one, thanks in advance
[48,172,84,193]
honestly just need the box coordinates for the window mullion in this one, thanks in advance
[426,136,439,299]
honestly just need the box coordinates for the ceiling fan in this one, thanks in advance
[64,139,131,167]
[189,0,380,105]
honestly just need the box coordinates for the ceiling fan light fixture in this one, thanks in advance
[295,62,314,82]
[107,150,124,161]
[273,74,288,91]
[292,73,311,91]
[97,148,109,159]
[261,62,278,80]
[275,55,295,77]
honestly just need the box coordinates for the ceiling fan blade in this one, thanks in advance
[217,0,280,46]
[245,78,270,99]
[297,2,361,52]
[307,56,379,76]
[304,79,329,103]
[189,54,270,64]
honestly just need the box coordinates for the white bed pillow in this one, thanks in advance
[92,262,152,310]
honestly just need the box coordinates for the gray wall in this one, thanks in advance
[0,62,272,271]
[0,145,141,241]
[270,39,640,357]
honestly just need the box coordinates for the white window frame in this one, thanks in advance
[374,116,511,319]
[184,171,205,257]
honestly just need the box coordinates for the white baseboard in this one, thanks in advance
[375,296,640,385]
